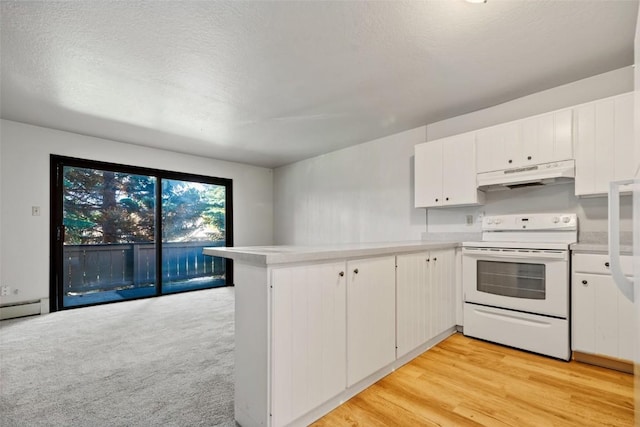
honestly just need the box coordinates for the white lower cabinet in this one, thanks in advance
[269,255,398,425]
[264,250,455,426]
[271,262,347,427]
[230,244,455,427]
[396,249,456,358]
[572,253,634,361]
[346,256,396,386]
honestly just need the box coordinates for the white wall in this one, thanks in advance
[274,127,427,245]
[426,67,635,238]
[0,120,273,306]
[636,10,640,180]
[428,67,633,141]
[273,67,635,245]
[0,121,3,294]
[427,184,632,236]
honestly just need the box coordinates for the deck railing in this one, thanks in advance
[63,241,226,294]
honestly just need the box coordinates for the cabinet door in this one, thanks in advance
[575,100,614,195]
[396,249,456,359]
[396,252,429,358]
[476,124,517,173]
[614,93,634,182]
[572,272,596,353]
[442,133,480,206]
[520,115,541,165]
[414,141,443,207]
[594,100,616,195]
[521,110,573,166]
[347,256,396,386]
[574,103,597,196]
[271,262,347,426]
[553,109,574,161]
[572,272,634,360]
[575,93,634,196]
[429,249,456,337]
[594,273,622,358]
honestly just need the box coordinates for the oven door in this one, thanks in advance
[462,247,569,318]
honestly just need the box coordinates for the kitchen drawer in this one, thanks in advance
[572,253,633,276]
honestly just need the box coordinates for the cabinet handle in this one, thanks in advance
[339,271,344,277]
[508,159,513,164]
[445,197,449,201]
[582,280,588,286]
[605,262,610,268]
[433,257,437,261]
[353,268,359,274]
[435,198,439,202]
[426,258,430,262]
[527,156,532,160]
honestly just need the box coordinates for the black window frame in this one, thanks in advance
[49,154,234,312]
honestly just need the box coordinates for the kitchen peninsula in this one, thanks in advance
[204,241,459,427]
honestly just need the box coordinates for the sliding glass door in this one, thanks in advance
[50,156,233,311]
[161,179,228,294]
[60,166,158,307]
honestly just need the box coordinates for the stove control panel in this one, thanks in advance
[483,213,577,231]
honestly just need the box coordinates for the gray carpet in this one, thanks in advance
[0,287,235,427]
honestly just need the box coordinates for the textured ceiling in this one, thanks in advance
[1,1,638,168]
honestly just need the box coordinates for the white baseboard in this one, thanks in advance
[0,301,42,320]
[40,298,50,314]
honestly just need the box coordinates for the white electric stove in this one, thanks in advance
[461,213,577,360]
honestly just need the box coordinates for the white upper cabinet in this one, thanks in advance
[522,109,573,165]
[476,122,517,173]
[414,132,484,208]
[574,92,634,197]
[476,110,573,173]
[414,138,443,207]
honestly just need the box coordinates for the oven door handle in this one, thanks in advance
[462,249,567,261]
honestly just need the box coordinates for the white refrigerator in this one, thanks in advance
[608,179,639,427]
[609,10,640,427]
[609,16,640,420]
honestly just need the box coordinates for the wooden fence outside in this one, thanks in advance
[63,241,226,293]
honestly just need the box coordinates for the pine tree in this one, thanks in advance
[62,167,226,244]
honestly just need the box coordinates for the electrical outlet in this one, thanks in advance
[32,206,41,216]
[1,286,9,296]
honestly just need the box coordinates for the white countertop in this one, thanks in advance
[203,241,458,265]
[570,242,633,255]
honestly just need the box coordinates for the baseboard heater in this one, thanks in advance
[0,300,45,320]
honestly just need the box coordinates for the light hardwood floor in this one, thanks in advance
[312,333,634,426]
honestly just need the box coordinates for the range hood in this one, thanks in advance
[477,159,575,191]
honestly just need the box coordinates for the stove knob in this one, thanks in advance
[552,216,560,223]
[494,218,502,225]
[487,219,494,225]
[562,216,571,223]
